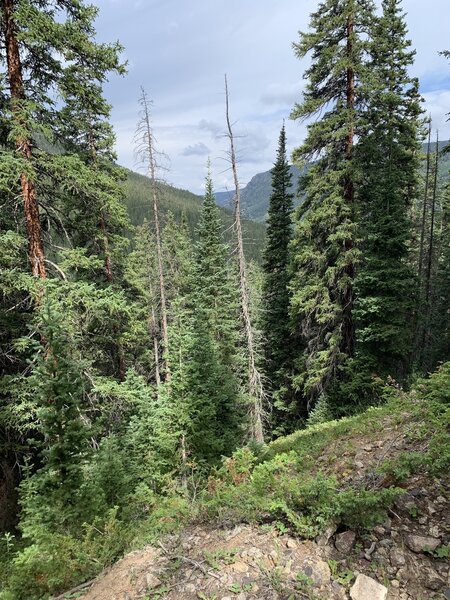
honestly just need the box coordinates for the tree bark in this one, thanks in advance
[2,0,46,279]
[421,132,439,368]
[342,11,355,356]
[418,120,432,280]
[225,75,264,444]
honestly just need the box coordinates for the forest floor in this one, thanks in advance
[74,393,450,600]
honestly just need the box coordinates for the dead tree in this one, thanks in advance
[224,75,264,443]
[135,88,170,382]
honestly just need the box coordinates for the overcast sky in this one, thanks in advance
[94,0,450,195]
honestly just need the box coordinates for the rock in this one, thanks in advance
[429,525,440,538]
[355,461,364,469]
[300,558,331,586]
[184,583,196,593]
[286,538,297,549]
[405,534,440,553]
[145,573,162,589]
[316,523,338,546]
[422,565,445,591]
[389,548,406,567]
[350,573,388,600]
[391,579,400,588]
[331,580,347,600]
[427,503,437,515]
[231,561,248,573]
[335,530,356,554]
[247,547,263,559]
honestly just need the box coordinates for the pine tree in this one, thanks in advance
[193,168,242,451]
[290,0,374,409]
[196,167,240,369]
[261,125,295,432]
[0,0,130,528]
[354,0,423,383]
[20,300,91,531]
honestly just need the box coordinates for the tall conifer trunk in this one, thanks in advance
[343,10,356,356]
[2,0,46,279]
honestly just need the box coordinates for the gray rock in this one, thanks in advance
[422,565,445,591]
[350,573,388,600]
[300,558,331,586]
[405,534,440,553]
[145,573,162,589]
[389,547,406,567]
[316,522,338,546]
[335,530,356,554]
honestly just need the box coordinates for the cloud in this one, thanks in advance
[96,0,450,194]
[181,142,211,156]
[260,82,302,107]
[198,119,222,138]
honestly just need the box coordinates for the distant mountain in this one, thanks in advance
[123,169,266,263]
[215,165,304,223]
[216,140,450,223]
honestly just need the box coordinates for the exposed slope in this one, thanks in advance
[123,169,266,263]
[77,366,450,600]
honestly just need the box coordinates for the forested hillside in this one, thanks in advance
[0,0,449,599]
[124,169,266,262]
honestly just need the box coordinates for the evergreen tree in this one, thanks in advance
[261,125,295,432]
[290,0,374,410]
[195,168,240,370]
[354,0,423,383]
[429,186,450,366]
[20,300,91,532]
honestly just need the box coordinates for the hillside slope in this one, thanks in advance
[76,366,450,600]
[123,169,266,262]
[216,141,450,223]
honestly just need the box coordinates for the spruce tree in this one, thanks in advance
[195,168,240,369]
[290,0,374,409]
[261,125,295,432]
[354,0,423,383]
[20,300,91,532]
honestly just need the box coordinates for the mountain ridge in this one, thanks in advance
[215,140,450,223]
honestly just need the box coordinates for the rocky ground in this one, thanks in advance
[78,480,449,600]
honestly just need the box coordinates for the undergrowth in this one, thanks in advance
[1,363,448,600]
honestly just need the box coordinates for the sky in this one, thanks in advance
[94,0,450,195]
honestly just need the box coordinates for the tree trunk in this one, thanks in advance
[225,75,264,444]
[139,90,171,382]
[421,132,439,369]
[342,12,355,356]
[2,0,46,279]
[418,120,432,280]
